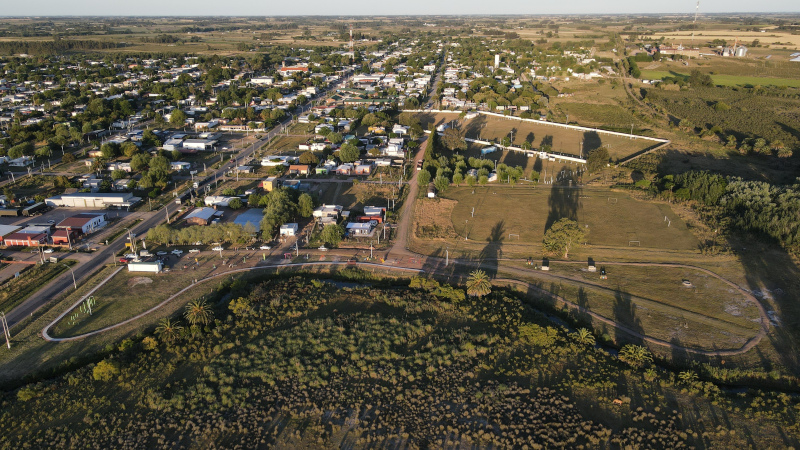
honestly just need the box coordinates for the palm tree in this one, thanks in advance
[678,370,698,384]
[573,328,595,346]
[618,344,653,369]
[155,318,183,342]
[466,270,492,297]
[184,299,213,326]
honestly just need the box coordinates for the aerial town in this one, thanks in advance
[0,12,800,448]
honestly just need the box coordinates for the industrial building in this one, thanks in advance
[46,192,141,209]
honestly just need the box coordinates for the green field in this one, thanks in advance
[445,185,698,251]
[640,70,800,88]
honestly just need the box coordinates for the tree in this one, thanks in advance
[433,175,450,193]
[543,218,585,258]
[131,153,150,172]
[298,151,319,165]
[327,132,343,145]
[586,147,610,173]
[452,172,464,186]
[184,299,213,326]
[466,175,476,187]
[228,198,243,210]
[169,109,187,128]
[320,224,344,247]
[92,360,120,381]
[688,69,713,87]
[111,169,127,180]
[417,169,431,187]
[298,193,314,218]
[466,270,492,297]
[573,328,595,345]
[62,152,76,163]
[618,344,653,369]
[338,143,360,163]
[442,127,467,152]
[155,318,183,342]
[121,141,140,157]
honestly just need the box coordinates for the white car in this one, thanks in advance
[318,246,328,252]
[212,246,224,251]
[259,245,271,250]
[43,248,54,253]
[156,251,168,256]
[188,249,200,253]
[171,249,184,256]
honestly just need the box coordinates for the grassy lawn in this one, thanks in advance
[410,111,658,161]
[640,70,800,88]
[49,255,222,338]
[0,260,76,314]
[443,185,698,251]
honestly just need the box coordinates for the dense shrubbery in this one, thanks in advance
[1,276,797,447]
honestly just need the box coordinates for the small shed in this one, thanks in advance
[260,177,279,192]
[279,223,299,237]
[427,183,436,198]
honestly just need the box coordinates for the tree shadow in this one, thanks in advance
[477,220,505,279]
[540,135,554,148]
[574,286,592,326]
[582,131,602,156]
[613,287,644,346]
[545,171,582,230]
[525,131,535,146]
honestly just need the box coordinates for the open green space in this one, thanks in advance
[640,70,800,88]
[411,111,659,161]
[445,185,698,251]
[2,275,797,448]
[0,261,76,314]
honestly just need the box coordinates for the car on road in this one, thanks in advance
[156,251,168,256]
[259,245,271,250]
[212,246,224,251]
[318,246,328,252]
[188,249,200,253]
[171,249,184,256]
[43,248,54,253]
[47,219,55,224]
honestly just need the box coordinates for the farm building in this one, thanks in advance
[128,261,163,273]
[279,223,299,237]
[233,208,263,232]
[184,207,216,226]
[3,232,47,247]
[46,192,141,209]
[56,213,108,235]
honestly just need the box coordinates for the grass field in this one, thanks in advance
[0,261,76,314]
[411,112,659,161]
[640,70,800,88]
[444,185,698,251]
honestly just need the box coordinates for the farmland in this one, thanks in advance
[410,111,661,162]
[640,70,800,88]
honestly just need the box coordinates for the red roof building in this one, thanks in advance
[3,232,47,247]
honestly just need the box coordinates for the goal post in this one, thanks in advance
[607,197,617,204]
[628,240,641,247]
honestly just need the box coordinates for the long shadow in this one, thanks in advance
[544,172,582,231]
[582,131,602,156]
[735,241,800,375]
[525,132,535,145]
[612,287,644,346]
[574,286,592,326]
[477,220,505,279]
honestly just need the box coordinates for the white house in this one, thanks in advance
[261,155,297,167]
[279,223,299,236]
[346,221,375,236]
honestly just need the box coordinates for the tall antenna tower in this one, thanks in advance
[690,1,700,47]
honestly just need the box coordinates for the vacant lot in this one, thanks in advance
[411,112,659,161]
[444,185,698,251]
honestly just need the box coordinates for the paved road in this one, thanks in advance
[5,209,164,329]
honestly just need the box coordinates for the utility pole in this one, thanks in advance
[0,312,10,349]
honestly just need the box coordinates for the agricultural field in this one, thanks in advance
[640,70,800,88]
[411,112,661,162]
[1,275,797,448]
[437,185,698,252]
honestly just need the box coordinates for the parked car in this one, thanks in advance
[124,253,137,259]
[119,257,132,263]
[318,246,328,251]
[188,249,200,253]
[171,249,184,256]
[43,248,54,253]
[259,245,271,250]
[212,246,224,251]
[47,219,55,224]
[156,251,168,256]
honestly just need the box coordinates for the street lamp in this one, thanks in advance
[62,264,77,289]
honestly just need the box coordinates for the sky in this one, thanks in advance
[2,0,798,16]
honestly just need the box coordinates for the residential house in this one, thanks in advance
[288,164,310,176]
[336,164,354,175]
[346,221,375,236]
[260,177,280,191]
[279,223,299,236]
